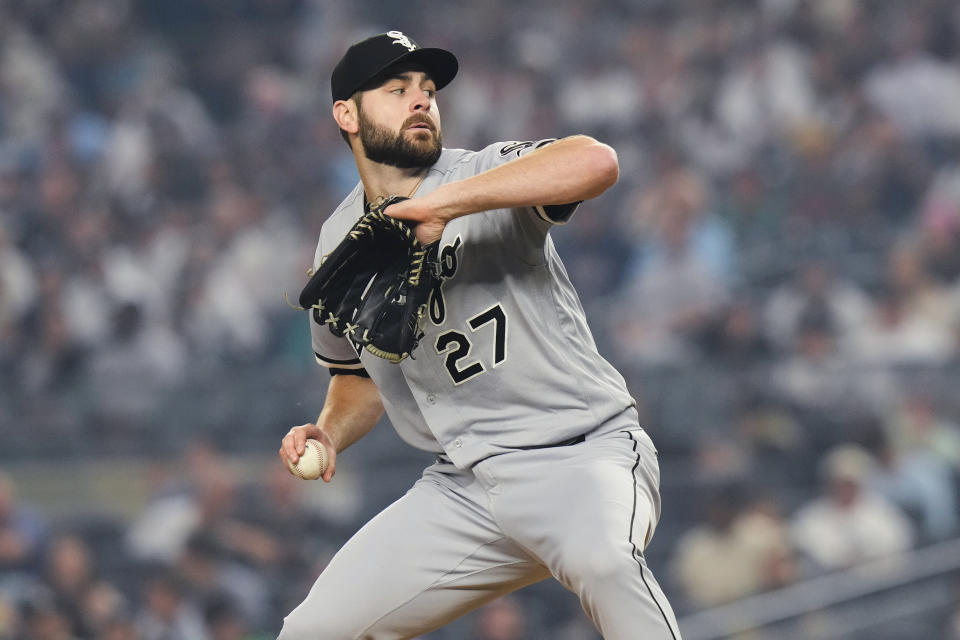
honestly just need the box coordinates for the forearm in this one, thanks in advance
[317,374,384,453]
[429,135,617,220]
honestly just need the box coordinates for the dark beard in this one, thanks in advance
[358,110,442,169]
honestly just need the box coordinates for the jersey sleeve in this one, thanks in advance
[472,139,581,224]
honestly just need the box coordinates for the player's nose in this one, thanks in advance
[410,88,432,112]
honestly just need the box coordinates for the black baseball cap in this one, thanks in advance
[331,31,459,103]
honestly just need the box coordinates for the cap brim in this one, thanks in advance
[397,48,459,90]
[350,47,458,99]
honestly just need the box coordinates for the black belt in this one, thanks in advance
[515,433,586,450]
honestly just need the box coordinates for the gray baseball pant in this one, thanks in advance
[277,426,680,639]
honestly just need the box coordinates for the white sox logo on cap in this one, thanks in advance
[387,30,418,52]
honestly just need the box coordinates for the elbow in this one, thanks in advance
[593,142,620,192]
[576,137,619,197]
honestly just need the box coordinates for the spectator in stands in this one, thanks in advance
[695,299,773,369]
[614,167,733,364]
[134,569,206,640]
[551,200,634,302]
[850,282,956,366]
[78,581,130,640]
[791,444,914,572]
[714,166,787,250]
[128,443,274,627]
[831,110,932,225]
[857,417,958,542]
[178,181,304,360]
[204,595,251,640]
[886,391,960,469]
[236,463,316,582]
[18,272,87,396]
[769,305,897,444]
[886,242,955,339]
[126,439,246,566]
[0,223,36,355]
[734,395,807,463]
[916,159,960,284]
[671,484,796,608]
[175,532,270,632]
[42,534,97,638]
[863,9,960,139]
[762,259,872,354]
[19,600,77,640]
[86,302,187,440]
[849,243,958,365]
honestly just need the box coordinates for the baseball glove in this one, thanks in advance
[298,196,438,363]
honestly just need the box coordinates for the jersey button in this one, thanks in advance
[426,394,437,405]
[454,438,463,448]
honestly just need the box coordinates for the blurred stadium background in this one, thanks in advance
[3,0,960,638]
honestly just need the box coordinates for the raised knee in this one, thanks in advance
[580,545,627,583]
[557,535,640,588]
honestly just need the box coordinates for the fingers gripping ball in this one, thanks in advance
[287,439,328,480]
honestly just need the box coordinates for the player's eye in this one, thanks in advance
[391,87,405,95]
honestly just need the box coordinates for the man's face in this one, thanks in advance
[355,69,442,168]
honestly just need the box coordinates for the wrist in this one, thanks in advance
[424,183,465,224]
[315,418,339,452]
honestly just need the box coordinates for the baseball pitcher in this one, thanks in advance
[278,31,681,640]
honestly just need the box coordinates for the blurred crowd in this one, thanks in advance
[4,0,960,638]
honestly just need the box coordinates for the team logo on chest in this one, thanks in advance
[429,235,462,326]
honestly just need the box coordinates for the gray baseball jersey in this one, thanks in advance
[287,139,681,639]
[310,139,636,468]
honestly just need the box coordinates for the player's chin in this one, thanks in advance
[407,136,441,157]
[405,126,438,140]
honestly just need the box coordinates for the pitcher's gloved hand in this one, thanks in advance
[298,196,439,363]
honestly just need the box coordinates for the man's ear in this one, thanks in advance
[333,99,359,135]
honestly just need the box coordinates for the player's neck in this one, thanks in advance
[357,160,428,207]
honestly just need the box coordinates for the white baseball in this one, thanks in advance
[287,439,328,480]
